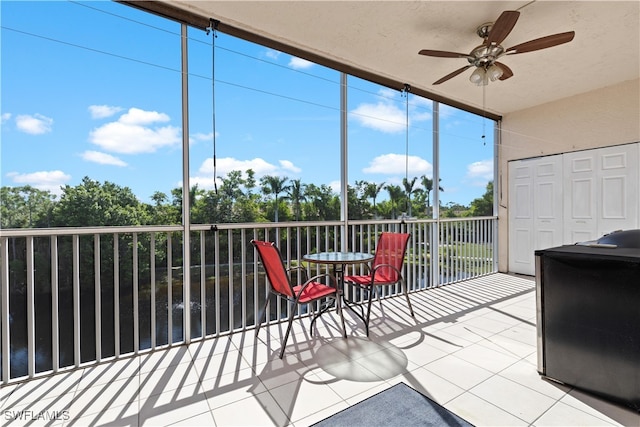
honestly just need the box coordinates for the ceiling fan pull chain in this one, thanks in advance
[482,83,486,145]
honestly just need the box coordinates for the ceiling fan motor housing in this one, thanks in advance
[469,44,504,68]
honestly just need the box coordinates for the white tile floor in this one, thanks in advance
[1,273,639,426]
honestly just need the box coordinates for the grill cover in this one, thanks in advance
[596,229,640,248]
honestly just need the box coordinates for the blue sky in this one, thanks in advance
[1,1,494,207]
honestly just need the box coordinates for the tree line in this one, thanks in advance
[0,171,493,229]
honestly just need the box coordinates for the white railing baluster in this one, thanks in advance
[227,229,233,331]
[253,229,259,329]
[150,233,156,349]
[133,233,139,354]
[94,234,101,363]
[240,230,247,330]
[26,237,35,377]
[72,235,81,367]
[51,236,59,372]
[114,234,120,356]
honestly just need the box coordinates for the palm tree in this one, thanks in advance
[260,175,290,222]
[402,177,418,217]
[420,175,444,214]
[364,182,385,218]
[287,179,306,221]
[384,184,404,219]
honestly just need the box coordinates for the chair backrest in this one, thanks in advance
[251,240,294,298]
[372,232,410,282]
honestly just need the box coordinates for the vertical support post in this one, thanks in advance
[227,230,233,331]
[1,238,9,383]
[167,233,172,345]
[200,230,206,337]
[493,120,500,273]
[340,72,348,252]
[181,23,191,345]
[431,101,440,287]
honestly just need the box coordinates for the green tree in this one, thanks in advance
[244,169,257,195]
[219,170,244,202]
[0,185,56,228]
[363,181,385,218]
[287,179,306,221]
[51,177,148,227]
[260,175,290,222]
[420,175,444,216]
[385,184,404,219]
[402,177,418,217]
[149,191,180,225]
[469,181,494,217]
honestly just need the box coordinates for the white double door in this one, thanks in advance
[508,143,639,275]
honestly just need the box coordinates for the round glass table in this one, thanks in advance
[303,251,374,327]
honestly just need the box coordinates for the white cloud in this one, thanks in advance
[466,159,494,185]
[189,132,215,145]
[350,89,434,134]
[328,180,341,194]
[15,114,53,135]
[363,153,432,176]
[351,101,406,133]
[265,49,281,60]
[289,57,313,69]
[89,105,123,119]
[193,156,300,191]
[6,170,70,196]
[119,108,170,125]
[279,160,301,173]
[81,150,127,167]
[89,107,180,154]
[1,113,11,124]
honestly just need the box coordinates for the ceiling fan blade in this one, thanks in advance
[506,31,575,54]
[486,10,520,45]
[494,62,513,80]
[433,65,473,85]
[419,49,471,59]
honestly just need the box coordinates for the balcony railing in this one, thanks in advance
[0,217,496,384]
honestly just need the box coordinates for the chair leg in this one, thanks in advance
[402,279,415,317]
[336,294,347,338]
[279,304,297,359]
[255,296,270,338]
[364,286,376,337]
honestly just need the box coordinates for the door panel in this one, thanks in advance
[598,144,639,236]
[509,143,639,276]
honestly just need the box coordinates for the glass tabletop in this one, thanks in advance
[303,251,374,264]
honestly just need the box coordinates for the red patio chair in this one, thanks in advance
[252,240,346,358]
[343,232,415,336]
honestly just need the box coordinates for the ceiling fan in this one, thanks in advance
[419,10,575,85]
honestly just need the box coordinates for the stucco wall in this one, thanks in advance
[497,78,640,272]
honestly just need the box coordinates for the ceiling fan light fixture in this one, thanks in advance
[487,63,503,81]
[469,67,487,86]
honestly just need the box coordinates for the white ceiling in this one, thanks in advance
[152,1,639,117]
